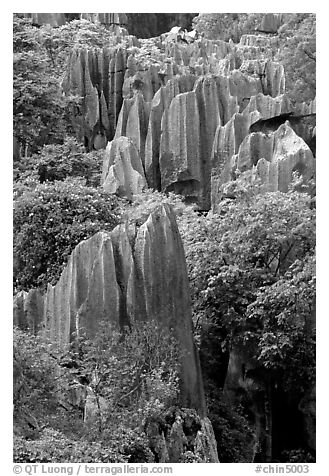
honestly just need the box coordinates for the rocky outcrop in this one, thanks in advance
[256,13,284,34]
[210,93,315,208]
[253,122,315,192]
[101,136,147,199]
[23,13,66,27]
[13,289,44,334]
[13,204,206,417]
[223,347,269,461]
[62,47,129,149]
[61,23,315,209]
[14,204,219,459]
[159,90,201,201]
[145,408,219,462]
[114,92,151,164]
[80,13,128,27]
[80,13,129,36]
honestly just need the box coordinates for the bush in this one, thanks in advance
[14,327,61,437]
[62,320,180,433]
[178,176,315,458]
[14,137,104,187]
[207,395,255,462]
[13,320,180,463]
[13,15,80,154]
[193,13,260,42]
[125,189,194,227]
[13,429,128,463]
[13,178,123,290]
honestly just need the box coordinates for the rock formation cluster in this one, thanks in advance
[14,13,316,462]
[60,20,315,208]
[14,204,217,459]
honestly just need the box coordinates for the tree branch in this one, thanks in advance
[302,48,316,61]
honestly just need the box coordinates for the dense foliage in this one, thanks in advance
[177,175,315,459]
[275,14,316,104]
[180,175,315,391]
[14,137,104,187]
[13,16,78,154]
[13,179,123,290]
[193,13,260,42]
[14,321,180,462]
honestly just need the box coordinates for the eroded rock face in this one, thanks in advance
[159,91,201,201]
[256,13,284,34]
[23,13,66,27]
[115,92,151,164]
[61,29,312,211]
[14,205,217,461]
[145,408,219,462]
[13,289,44,334]
[80,13,128,26]
[101,136,147,200]
[62,47,129,149]
[211,92,315,208]
[253,122,315,192]
[14,205,206,417]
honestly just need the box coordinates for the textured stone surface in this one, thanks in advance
[101,136,147,200]
[80,13,128,26]
[223,346,269,461]
[194,76,221,209]
[215,122,315,194]
[145,408,219,462]
[254,122,315,192]
[211,93,298,207]
[114,92,151,165]
[239,59,285,97]
[24,13,66,27]
[257,13,284,33]
[62,47,128,148]
[159,91,201,200]
[13,289,44,334]
[14,205,206,416]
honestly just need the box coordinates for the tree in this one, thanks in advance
[13,178,123,290]
[13,320,180,463]
[192,13,260,42]
[14,137,104,187]
[177,174,315,459]
[13,15,78,155]
[179,176,315,360]
[60,320,180,434]
[275,14,316,104]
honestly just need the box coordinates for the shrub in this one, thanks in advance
[125,189,194,227]
[13,429,128,463]
[13,178,123,290]
[13,15,79,154]
[14,137,104,187]
[62,320,180,433]
[206,393,255,462]
[178,176,315,458]
[13,327,60,437]
[13,320,180,463]
[193,13,260,42]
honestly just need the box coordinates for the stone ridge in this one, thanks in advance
[14,204,207,416]
[101,136,147,200]
[61,29,316,209]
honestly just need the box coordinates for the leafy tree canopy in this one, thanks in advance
[178,174,315,395]
[13,179,123,290]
